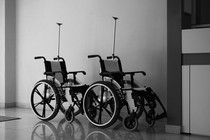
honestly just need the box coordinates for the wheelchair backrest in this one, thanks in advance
[103,60,121,72]
[100,58,124,86]
[44,60,67,84]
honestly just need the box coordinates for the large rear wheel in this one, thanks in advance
[83,81,120,128]
[30,80,60,121]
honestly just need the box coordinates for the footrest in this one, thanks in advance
[69,84,87,88]
[121,87,147,91]
[70,84,88,90]
[156,112,167,120]
[133,87,147,91]
[62,84,86,88]
[121,87,133,90]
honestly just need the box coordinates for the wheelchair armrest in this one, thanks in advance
[123,71,146,88]
[67,71,86,75]
[67,71,86,85]
[124,71,146,76]
[100,72,111,77]
[100,71,124,77]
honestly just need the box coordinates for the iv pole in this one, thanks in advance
[112,17,118,58]
[56,22,63,58]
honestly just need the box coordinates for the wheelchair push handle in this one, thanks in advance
[69,71,86,75]
[141,71,146,76]
[107,55,120,60]
[53,56,65,61]
[107,56,113,59]
[88,55,102,60]
[34,56,46,61]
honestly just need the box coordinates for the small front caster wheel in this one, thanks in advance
[122,116,138,131]
[146,110,156,127]
[65,106,75,123]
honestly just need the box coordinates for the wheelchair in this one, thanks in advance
[30,56,89,122]
[84,54,167,131]
[30,56,118,125]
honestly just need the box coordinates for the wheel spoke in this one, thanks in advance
[98,87,104,124]
[103,106,113,117]
[46,102,54,111]
[42,103,46,117]
[34,101,43,107]
[42,84,48,117]
[98,109,102,124]
[35,89,44,99]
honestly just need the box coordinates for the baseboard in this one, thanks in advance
[16,103,31,108]
[165,124,181,134]
[5,102,16,108]
[0,103,5,108]
[0,102,16,108]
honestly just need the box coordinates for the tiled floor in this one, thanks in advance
[0,108,210,140]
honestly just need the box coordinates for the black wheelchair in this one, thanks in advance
[30,56,89,122]
[85,54,167,131]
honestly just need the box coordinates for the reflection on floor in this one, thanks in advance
[0,108,209,140]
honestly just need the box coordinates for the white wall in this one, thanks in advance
[0,0,5,106]
[16,0,167,108]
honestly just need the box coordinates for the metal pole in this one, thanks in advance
[56,23,63,58]
[112,17,118,58]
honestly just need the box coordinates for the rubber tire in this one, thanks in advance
[123,116,138,131]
